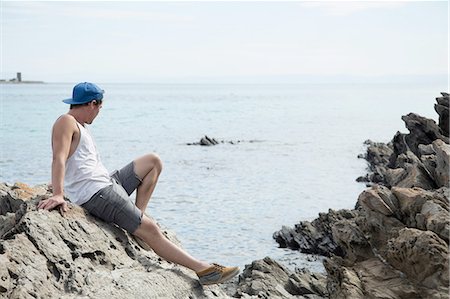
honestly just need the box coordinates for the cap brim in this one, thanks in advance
[62,98,76,104]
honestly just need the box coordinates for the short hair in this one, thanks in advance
[70,99,102,109]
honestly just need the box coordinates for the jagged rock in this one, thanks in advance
[187,135,244,146]
[418,143,435,155]
[356,186,406,253]
[358,94,450,188]
[273,209,357,257]
[364,140,394,167]
[329,218,372,263]
[435,92,449,137]
[386,228,449,292]
[274,184,449,298]
[392,187,449,242]
[200,135,219,146]
[276,94,450,299]
[236,257,327,298]
[323,257,365,299]
[432,139,450,187]
[395,161,436,190]
[322,186,449,298]
[0,183,229,298]
[401,113,449,156]
[324,257,420,299]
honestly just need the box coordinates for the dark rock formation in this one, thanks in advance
[235,257,328,298]
[435,92,449,137]
[0,183,228,298]
[187,135,247,146]
[356,93,449,189]
[188,135,221,146]
[272,93,449,299]
[273,209,357,257]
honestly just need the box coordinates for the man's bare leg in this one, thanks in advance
[133,215,210,272]
[133,153,163,213]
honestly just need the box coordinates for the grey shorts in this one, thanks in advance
[82,162,143,233]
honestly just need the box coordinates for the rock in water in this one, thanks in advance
[0,182,229,298]
[272,93,450,299]
[235,257,328,298]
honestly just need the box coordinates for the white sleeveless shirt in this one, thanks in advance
[64,122,112,205]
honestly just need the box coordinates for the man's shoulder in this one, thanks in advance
[54,114,77,130]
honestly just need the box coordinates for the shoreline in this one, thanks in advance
[265,92,449,298]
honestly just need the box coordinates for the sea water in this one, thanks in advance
[0,82,445,272]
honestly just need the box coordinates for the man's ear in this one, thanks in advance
[89,100,98,108]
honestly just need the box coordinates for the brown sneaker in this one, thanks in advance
[196,263,240,285]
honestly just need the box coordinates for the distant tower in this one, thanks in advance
[17,72,22,82]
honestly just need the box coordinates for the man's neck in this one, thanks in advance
[68,110,86,125]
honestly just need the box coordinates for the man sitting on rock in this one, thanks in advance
[37,82,239,285]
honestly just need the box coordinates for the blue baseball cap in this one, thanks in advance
[63,82,104,104]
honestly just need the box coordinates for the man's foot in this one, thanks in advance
[132,235,152,251]
[196,263,240,285]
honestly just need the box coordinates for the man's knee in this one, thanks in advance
[147,153,163,174]
[134,153,163,179]
[134,216,162,239]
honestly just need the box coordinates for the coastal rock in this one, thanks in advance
[274,94,449,299]
[235,257,327,298]
[0,183,229,299]
[392,187,449,242]
[432,139,450,187]
[320,185,449,298]
[187,135,243,146]
[324,257,420,299]
[357,93,450,188]
[435,92,449,137]
[385,228,449,291]
[401,112,449,156]
[273,209,358,257]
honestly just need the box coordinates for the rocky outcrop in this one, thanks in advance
[273,209,357,257]
[357,92,449,189]
[435,92,449,137]
[235,257,327,299]
[273,93,449,299]
[188,135,222,146]
[0,183,228,298]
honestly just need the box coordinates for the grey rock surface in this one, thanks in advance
[235,257,327,299]
[0,183,229,299]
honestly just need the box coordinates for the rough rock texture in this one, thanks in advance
[275,185,450,298]
[356,93,449,189]
[273,94,449,299]
[435,92,449,137]
[235,257,327,299]
[0,183,229,299]
[273,210,357,257]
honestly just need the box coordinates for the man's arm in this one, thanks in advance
[38,115,75,215]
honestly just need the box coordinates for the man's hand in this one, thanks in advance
[38,194,68,216]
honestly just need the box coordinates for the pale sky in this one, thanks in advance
[1,1,448,83]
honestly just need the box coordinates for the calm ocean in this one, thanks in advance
[0,82,445,271]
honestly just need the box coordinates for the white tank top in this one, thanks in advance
[64,122,112,205]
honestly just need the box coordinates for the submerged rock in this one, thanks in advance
[187,135,248,146]
[0,183,228,298]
